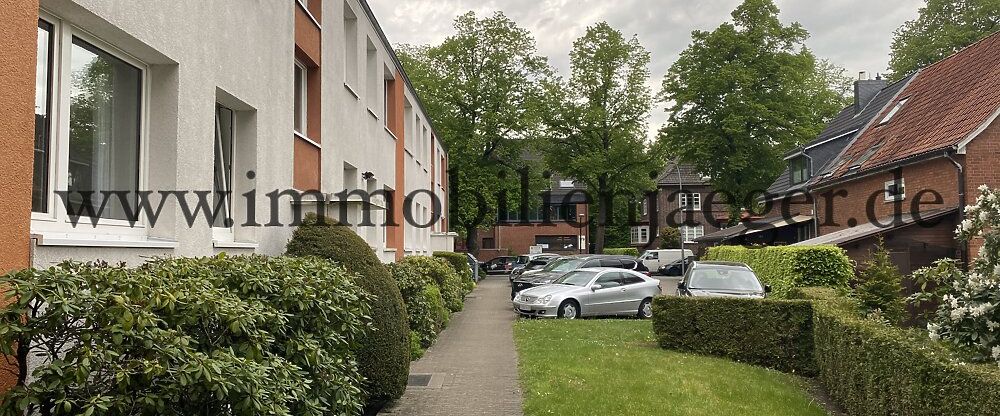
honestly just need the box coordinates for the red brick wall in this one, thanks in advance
[477,202,589,260]
[650,184,729,242]
[816,157,961,236]
[963,115,1000,257]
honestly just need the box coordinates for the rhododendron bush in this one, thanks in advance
[922,185,1000,365]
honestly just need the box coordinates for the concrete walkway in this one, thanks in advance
[382,276,523,415]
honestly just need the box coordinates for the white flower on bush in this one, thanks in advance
[923,185,1000,365]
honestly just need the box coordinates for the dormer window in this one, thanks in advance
[789,157,809,185]
[879,98,908,125]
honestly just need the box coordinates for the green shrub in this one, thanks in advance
[853,239,905,324]
[387,262,448,351]
[658,227,681,249]
[703,245,852,298]
[652,296,816,374]
[602,247,639,256]
[397,256,466,312]
[433,251,475,294]
[812,297,1000,415]
[0,256,370,416]
[285,215,410,408]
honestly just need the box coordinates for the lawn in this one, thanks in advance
[513,319,829,416]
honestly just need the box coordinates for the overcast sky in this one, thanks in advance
[368,0,923,139]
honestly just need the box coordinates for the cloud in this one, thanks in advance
[368,0,923,139]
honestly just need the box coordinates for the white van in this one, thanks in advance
[638,249,694,272]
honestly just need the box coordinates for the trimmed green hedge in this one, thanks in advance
[387,262,449,352]
[603,247,639,256]
[811,296,1000,415]
[285,215,410,409]
[652,296,816,375]
[433,251,475,293]
[396,256,467,313]
[703,245,852,298]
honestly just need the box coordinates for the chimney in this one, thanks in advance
[853,71,887,114]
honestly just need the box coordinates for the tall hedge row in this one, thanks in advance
[702,245,852,297]
[651,296,816,374]
[808,295,1000,415]
[284,215,410,410]
[602,248,639,256]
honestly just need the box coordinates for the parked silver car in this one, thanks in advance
[512,268,662,319]
[676,261,770,298]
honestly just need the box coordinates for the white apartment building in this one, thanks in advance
[10,0,454,268]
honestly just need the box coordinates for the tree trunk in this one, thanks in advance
[464,224,479,256]
[594,185,610,254]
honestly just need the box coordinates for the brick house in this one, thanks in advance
[793,32,1000,273]
[697,73,913,248]
[471,177,590,261]
[633,162,729,253]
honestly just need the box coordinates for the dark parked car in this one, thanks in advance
[657,256,697,277]
[482,256,516,275]
[509,254,560,281]
[510,254,646,299]
[676,261,770,298]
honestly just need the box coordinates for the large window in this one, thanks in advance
[343,2,359,87]
[681,225,704,242]
[32,14,148,232]
[365,38,378,111]
[790,157,809,185]
[66,37,142,221]
[32,20,55,213]
[213,104,234,229]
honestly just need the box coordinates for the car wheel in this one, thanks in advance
[558,300,580,319]
[637,298,653,319]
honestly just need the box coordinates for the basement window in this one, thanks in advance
[884,178,906,202]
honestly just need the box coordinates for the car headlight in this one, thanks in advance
[538,295,552,304]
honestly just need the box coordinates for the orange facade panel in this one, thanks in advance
[293,137,322,191]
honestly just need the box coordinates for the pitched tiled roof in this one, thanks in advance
[766,74,913,196]
[657,162,707,186]
[824,31,1000,181]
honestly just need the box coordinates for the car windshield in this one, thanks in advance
[689,267,763,291]
[553,270,597,286]
[542,258,585,273]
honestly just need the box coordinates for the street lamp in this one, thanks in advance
[676,157,687,277]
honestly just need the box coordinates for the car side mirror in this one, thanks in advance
[764,285,772,293]
[590,284,603,292]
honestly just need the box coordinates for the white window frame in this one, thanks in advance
[680,192,701,211]
[31,12,153,241]
[879,98,908,125]
[630,226,650,245]
[884,178,906,202]
[681,225,704,243]
[294,61,308,136]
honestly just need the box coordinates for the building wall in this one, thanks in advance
[815,157,961,237]
[476,202,590,261]
[963,115,1000,257]
[23,0,450,269]
[0,0,40,393]
[646,184,728,247]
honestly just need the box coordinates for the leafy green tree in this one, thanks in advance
[539,22,665,252]
[888,0,999,80]
[397,11,552,253]
[854,239,906,325]
[659,0,850,218]
[658,226,681,249]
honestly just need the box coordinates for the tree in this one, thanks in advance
[658,226,681,249]
[397,12,552,254]
[539,22,666,253]
[854,238,906,325]
[888,0,999,80]
[659,0,850,218]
